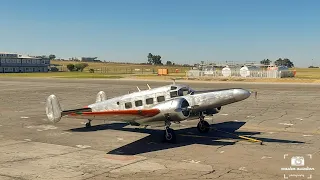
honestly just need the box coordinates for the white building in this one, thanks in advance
[0,52,50,73]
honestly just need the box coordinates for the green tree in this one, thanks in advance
[74,63,89,72]
[147,53,153,64]
[49,54,56,60]
[166,61,173,66]
[66,64,75,71]
[274,58,294,68]
[260,59,271,65]
[152,55,162,65]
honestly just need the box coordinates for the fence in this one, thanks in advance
[56,66,190,74]
[186,69,295,79]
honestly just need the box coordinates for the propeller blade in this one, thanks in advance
[250,91,258,99]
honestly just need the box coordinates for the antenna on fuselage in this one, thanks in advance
[171,78,176,85]
[147,84,151,89]
[136,86,141,92]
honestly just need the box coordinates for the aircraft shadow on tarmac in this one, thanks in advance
[68,121,305,155]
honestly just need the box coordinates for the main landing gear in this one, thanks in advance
[197,114,210,133]
[85,119,92,128]
[163,120,176,143]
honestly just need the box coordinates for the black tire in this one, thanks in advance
[197,120,210,133]
[163,128,176,143]
[85,122,91,128]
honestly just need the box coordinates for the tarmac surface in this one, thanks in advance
[0,77,319,180]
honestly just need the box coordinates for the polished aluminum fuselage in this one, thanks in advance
[86,84,251,127]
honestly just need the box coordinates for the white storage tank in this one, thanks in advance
[267,66,293,78]
[277,66,294,77]
[221,66,231,77]
[239,65,260,77]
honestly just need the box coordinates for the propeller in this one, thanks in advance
[170,78,176,85]
[250,91,258,99]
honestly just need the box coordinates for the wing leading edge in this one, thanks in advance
[65,109,161,121]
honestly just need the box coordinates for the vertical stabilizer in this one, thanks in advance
[96,91,106,103]
[46,95,62,123]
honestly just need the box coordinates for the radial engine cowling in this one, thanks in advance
[153,98,190,121]
[204,106,222,115]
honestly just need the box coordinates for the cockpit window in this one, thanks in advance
[178,87,191,96]
[170,86,177,90]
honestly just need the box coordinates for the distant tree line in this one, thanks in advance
[308,66,319,68]
[260,58,294,68]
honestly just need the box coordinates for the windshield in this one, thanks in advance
[178,87,192,96]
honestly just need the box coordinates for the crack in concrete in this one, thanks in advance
[1,148,85,164]
[82,158,148,180]
[0,141,30,148]
[199,169,216,178]
[216,169,233,179]
[0,173,28,180]
[257,110,288,125]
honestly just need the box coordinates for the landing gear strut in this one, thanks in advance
[85,119,92,128]
[197,114,210,133]
[163,119,176,143]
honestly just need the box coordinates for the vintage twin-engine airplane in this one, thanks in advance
[46,82,253,143]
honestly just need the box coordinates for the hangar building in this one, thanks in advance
[0,52,50,73]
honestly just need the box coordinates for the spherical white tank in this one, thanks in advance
[221,66,231,77]
[239,66,260,77]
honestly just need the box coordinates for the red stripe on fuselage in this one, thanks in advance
[68,109,160,117]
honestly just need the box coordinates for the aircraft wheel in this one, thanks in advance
[197,120,210,133]
[163,128,176,143]
[85,122,91,128]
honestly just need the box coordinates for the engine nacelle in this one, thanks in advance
[204,106,222,115]
[153,98,190,121]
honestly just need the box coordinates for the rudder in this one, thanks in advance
[96,91,106,103]
[45,94,62,123]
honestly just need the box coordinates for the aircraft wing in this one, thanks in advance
[63,109,160,121]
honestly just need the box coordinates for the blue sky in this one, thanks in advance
[0,0,319,67]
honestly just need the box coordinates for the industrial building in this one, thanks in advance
[0,52,50,73]
[81,57,98,62]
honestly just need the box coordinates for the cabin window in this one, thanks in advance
[125,102,132,109]
[146,98,153,105]
[170,91,178,98]
[135,100,143,107]
[157,96,165,102]
[171,86,177,90]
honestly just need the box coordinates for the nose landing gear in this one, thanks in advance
[162,115,176,143]
[85,119,92,128]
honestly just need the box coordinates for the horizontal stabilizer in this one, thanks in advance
[96,91,106,103]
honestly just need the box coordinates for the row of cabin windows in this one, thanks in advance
[124,96,165,109]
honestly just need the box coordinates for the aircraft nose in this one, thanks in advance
[233,89,251,101]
